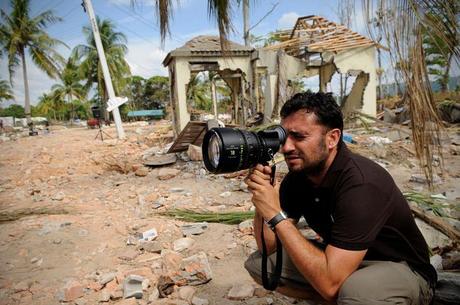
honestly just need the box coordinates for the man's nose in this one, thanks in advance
[281,136,294,153]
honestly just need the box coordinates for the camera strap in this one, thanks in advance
[261,222,283,290]
[260,163,283,291]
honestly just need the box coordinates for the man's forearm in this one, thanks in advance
[274,220,363,301]
[253,209,277,254]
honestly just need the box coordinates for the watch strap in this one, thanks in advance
[266,211,288,230]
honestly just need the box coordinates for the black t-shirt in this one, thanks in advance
[280,143,437,285]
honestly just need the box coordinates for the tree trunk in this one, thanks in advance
[441,53,453,93]
[20,50,31,124]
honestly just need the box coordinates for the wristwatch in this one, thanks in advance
[266,211,288,231]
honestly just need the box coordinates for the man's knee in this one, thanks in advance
[337,261,422,305]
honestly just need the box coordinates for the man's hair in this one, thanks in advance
[280,91,343,134]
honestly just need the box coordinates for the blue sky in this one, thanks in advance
[0,0,370,106]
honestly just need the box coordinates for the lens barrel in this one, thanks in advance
[202,126,286,174]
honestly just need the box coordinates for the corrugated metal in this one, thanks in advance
[127,110,164,118]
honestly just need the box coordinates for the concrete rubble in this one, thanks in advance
[0,119,458,305]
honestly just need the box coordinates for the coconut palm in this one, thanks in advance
[50,57,86,122]
[0,79,14,102]
[0,0,65,123]
[36,92,59,120]
[73,17,131,119]
[153,0,459,186]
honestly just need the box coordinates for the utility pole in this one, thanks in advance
[243,0,250,46]
[82,0,125,139]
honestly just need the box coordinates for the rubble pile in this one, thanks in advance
[0,119,458,305]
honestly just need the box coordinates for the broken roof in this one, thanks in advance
[264,15,378,56]
[163,35,254,66]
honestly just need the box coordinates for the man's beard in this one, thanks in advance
[287,138,329,176]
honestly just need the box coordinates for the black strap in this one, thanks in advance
[260,164,283,291]
[261,222,283,290]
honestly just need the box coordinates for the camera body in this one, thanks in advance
[201,125,287,174]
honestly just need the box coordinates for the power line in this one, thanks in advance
[110,2,185,44]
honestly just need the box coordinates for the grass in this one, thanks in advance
[403,192,457,217]
[159,209,255,224]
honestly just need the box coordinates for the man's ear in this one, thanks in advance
[327,128,341,149]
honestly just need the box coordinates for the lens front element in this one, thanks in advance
[208,133,221,168]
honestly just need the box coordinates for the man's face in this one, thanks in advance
[280,110,330,175]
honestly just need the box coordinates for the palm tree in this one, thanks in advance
[0,0,65,123]
[0,79,14,102]
[73,17,131,120]
[36,92,58,120]
[50,57,86,123]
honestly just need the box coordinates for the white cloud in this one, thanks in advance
[277,12,299,29]
[108,0,153,7]
[125,39,169,77]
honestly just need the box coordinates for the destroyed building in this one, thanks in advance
[163,15,381,135]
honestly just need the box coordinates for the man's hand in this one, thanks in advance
[244,164,281,221]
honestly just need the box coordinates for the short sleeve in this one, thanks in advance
[279,174,303,221]
[329,183,393,250]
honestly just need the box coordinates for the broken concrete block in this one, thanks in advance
[60,280,84,302]
[118,248,139,261]
[148,287,160,302]
[430,254,443,271]
[123,275,144,299]
[187,144,203,161]
[161,250,183,273]
[173,237,195,252]
[415,219,451,249]
[99,290,111,302]
[181,222,208,236]
[138,228,158,242]
[170,252,212,286]
[178,285,196,302]
[191,296,209,305]
[99,272,117,286]
[137,240,162,253]
[134,167,149,177]
[158,168,180,180]
[227,283,255,300]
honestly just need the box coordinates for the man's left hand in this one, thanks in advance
[244,164,281,221]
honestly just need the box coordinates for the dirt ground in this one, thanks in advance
[0,121,458,305]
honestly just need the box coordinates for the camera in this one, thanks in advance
[201,125,287,174]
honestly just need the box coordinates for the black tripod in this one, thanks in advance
[94,119,112,141]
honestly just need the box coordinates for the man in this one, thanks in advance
[244,92,436,304]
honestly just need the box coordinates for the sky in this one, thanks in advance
[0,0,374,107]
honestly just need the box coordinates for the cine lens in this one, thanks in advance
[208,133,221,168]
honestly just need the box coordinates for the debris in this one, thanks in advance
[51,191,65,201]
[173,237,195,252]
[170,252,212,286]
[434,271,460,305]
[157,275,175,298]
[60,280,84,302]
[134,167,149,177]
[430,254,443,271]
[139,228,158,242]
[187,144,203,161]
[192,296,209,305]
[178,285,196,302]
[409,174,442,185]
[219,191,232,198]
[227,283,255,300]
[123,275,144,299]
[118,249,139,261]
[137,241,163,253]
[143,153,177,167]
[99,273,117,286]
[158,168,181,180]
[181,222,208,236]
